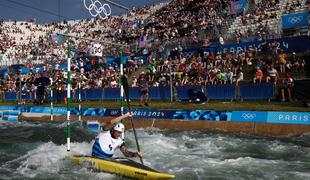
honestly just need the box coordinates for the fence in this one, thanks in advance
[2,83,274,102]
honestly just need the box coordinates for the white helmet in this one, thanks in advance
[113,123,125,132]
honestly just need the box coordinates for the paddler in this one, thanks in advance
[92,112,143,159]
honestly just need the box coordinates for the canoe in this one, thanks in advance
[70,155,175,179]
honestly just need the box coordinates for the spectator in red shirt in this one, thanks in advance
[253,67,263,83]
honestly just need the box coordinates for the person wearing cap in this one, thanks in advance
[92,112,143,159]
[289,52,301,71]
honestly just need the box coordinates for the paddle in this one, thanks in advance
[121,75,144,165]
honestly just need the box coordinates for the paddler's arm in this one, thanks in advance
[102,112,132,131]
[120,145,143,158]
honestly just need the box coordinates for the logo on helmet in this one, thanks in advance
[113,123,125,132]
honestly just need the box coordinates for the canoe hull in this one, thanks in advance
[70,156,175,179]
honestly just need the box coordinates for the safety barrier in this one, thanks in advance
[1,105,310,125]
[175,85,203,100]
[239,83,273,100]
[206,84,236,100]
[3,83,275,101]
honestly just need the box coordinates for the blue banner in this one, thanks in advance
[172,110,232,120]
[105,55,148,65]
[282,12,309,29]
[204,35,310,54]
[231,111,267,123]
[1,106,309,125]
[267,112,310,125]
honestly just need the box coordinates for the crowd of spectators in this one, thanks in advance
[0,0,308,103]
[232,0,282,43]
[0,55,142,103]
[1,0,307,64]
[284,0,302,14]
[0,19,69,65]
[142,46,306,89]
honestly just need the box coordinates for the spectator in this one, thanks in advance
[224,68,233,84]
[208,70,216,85]
[181,73,190,85]
[131,75,138,87]
[287,52,298,72]
[277,49,287,73]
[158,74,168,87]
[266,65,279,86]
[147,59,156,82]
[215,70,224,84]
[234,68,244,86]
[20,82,28,104]
[137,71,149,106]
[253,67,263,83]
[281,74,294,102]
[55,80,63,104]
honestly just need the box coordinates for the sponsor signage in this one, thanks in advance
[267,112,310,125]
[93,44,103,57]
[282,12,309,29]
[172,110,231,121]
[1,106,309,125]
[125,109,172,119]
[105,109,121,116]
[231,111,267,123]
[202,35,310,54]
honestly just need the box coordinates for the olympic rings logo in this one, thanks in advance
[288,16,303,24]
[110,110,119,115]
[84,0,111,19]
[242,113,256,120]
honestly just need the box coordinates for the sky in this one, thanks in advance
[0,0,167,23]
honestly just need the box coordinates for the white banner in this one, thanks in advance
[93,44,103,57]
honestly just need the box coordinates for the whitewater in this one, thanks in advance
[0,121,309,180]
